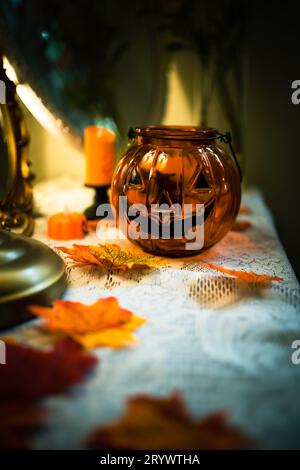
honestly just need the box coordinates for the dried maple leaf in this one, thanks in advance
[231,220,252,231]
[203,262,283,284]
[87,393,251,450]
[0,341,97,449]
[57,243,163,271]
[28,297,146,349]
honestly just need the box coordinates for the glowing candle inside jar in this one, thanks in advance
[84,126,116,186]
[48,212,87,240]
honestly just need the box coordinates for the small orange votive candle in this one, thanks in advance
[48,212,87,240]
[84,126,116,187]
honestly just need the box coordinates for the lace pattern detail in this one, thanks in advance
[13,178,298,449]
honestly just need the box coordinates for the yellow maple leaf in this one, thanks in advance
[203,262,283,284]
[57,243,163,271]
[73,315,146,349]
[28,297,146,349]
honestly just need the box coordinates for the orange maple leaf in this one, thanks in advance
[28,297,146,349]
[87,393,251,450]
[231,220,252,231]
[239,205,251,214]
[87,220,98,231]
[203,262,283,283]
[57,243,163,271]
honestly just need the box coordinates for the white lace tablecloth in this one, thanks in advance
[15,178,300,448]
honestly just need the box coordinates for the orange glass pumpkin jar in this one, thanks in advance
[111,126,241,257]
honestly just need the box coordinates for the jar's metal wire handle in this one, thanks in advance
[128,127,135,140]
[219,132,242,182]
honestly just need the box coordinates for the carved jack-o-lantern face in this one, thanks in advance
[111,127,241,257]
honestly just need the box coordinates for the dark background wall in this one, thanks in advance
[245,2,300,279]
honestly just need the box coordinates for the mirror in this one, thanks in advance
[0,0,168,145]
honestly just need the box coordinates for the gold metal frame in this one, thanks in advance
[0,57,34,236]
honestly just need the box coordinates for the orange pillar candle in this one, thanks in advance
[48,212,87,240]
[84,126,116,186]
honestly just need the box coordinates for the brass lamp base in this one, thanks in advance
[0,229,66,329]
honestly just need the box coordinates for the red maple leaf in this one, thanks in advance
[0,401,46,449]
[0,340,98,448]
[0,339,98,400]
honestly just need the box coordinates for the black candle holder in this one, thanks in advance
[84,185,110,220]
